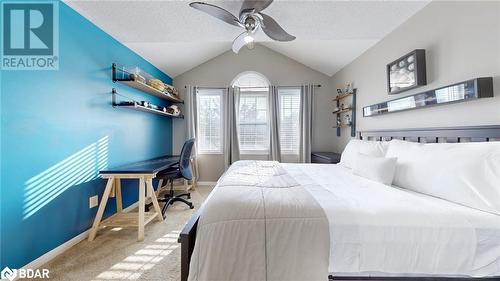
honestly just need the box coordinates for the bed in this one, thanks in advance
[179,125,500,281]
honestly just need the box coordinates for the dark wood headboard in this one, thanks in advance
[358,125,500,143]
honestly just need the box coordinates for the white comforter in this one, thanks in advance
[188,161,330,281]
[189,161,500,280]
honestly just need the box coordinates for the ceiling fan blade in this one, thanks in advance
[259,13,296,42]
[232,32,248,54]
[190,2,240,27]
[239,0,273,16]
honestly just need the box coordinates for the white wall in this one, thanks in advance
[331,1,500,153]
[173,44,333,181]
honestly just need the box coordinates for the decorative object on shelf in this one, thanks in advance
[166,105,181,117]
[112,63,184,104]
[345,81,353,94]
[165,85,179,97]
[147,79,166,92]
[111,88,184,119]
[129,73,146,84]
[387,49,426,95]
[336,88,343,96]
[333,88,356,137]
[344,114,352,126]
[364,77,493,117]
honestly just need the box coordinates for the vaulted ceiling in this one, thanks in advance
[65,0,429,77]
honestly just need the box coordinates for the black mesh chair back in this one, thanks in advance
[179,138,195,180]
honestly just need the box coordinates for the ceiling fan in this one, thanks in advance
[189,0,296,53]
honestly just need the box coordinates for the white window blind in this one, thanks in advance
[279,88,301,154]
[197,88,224,154]
[238,91,269,152]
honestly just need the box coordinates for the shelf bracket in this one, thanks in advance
[112,88,117,107]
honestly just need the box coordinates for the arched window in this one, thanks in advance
[231,71,270,90]
[232,72,270,153]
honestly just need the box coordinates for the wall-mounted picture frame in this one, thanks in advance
[387,49,426,95]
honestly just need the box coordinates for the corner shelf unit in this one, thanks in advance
[333,88,356,137]
[112,63,183,104]
[112,88,184,119]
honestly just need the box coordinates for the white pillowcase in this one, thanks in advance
[352,153,398,185]
[340,139,389,169]
[386,139,500,215]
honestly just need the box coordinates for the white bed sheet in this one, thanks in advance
[283,163,500,277]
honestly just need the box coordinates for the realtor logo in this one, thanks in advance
[1,1,59,70]
[0,267,17,281]
[0,267,49,280]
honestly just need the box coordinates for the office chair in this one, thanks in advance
[156,138,195,217]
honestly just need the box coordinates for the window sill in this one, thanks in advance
[281,152,299,155]
[240,150,270,156]
[198,152,224,155]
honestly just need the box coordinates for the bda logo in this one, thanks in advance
[0,267,17,281]
[1,1,59,70]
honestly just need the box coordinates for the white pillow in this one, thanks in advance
[352,153,398,185]
[340,139,389,169]
[386,139,500,215]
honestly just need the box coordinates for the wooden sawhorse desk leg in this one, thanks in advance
[138,176,164,240]
[88,177,115,241]
[88,175,164,242]
[147,177,164,222]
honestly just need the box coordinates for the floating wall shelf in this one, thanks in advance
[112,63,183,104]
[333,92,353,101]
[111,88,183,119]
[334,88,356,137]
[363,77,493,117]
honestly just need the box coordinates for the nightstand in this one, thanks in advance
[311,152,341,164]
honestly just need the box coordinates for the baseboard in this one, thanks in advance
[196,181,217,186]
[20,229,90,274]
[20,201,140,274]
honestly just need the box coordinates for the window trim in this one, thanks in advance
[196,88,225,155]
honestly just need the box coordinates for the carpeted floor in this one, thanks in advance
[35,186,213,281]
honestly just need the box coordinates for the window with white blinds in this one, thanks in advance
[278,88,301,154]
[197,88,224,154]
[238,91,269,152]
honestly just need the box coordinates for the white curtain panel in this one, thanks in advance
[224,86,241,169]
[269,86,282,161]
[299,84,314,163]
[185,85,199,179]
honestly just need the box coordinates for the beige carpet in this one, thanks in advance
[35,186,213,281]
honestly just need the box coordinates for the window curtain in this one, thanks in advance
[269,86,282,161]
[185,85,199,179]
[224,86,241,169]
[299,84,314,163]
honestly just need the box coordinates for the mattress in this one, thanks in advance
[283,163,500,277]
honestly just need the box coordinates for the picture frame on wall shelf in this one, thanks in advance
[387,49,427,95]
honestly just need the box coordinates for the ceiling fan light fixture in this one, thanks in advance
[244,34,255,50]
[244,34,254,44]
[190,0,295,53]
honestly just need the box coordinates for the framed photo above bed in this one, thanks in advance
[387,49,427,95]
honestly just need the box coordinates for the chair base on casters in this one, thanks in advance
[160,196,194,216]
[147,179,194,218]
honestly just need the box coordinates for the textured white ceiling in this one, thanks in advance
[64,0,429,77]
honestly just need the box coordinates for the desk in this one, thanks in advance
[88,156,179,241]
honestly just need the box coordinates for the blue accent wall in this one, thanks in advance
[0,2,173,268]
